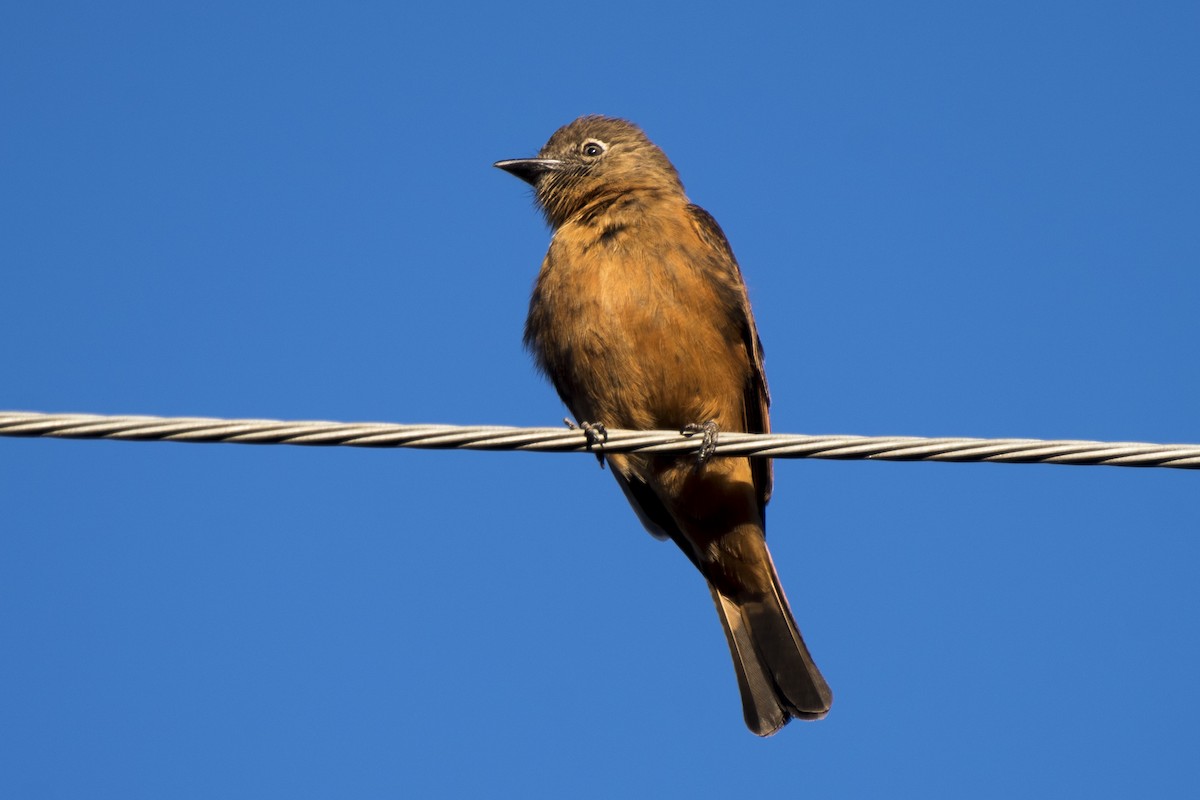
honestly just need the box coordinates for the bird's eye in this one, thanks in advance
[581,140,606,158]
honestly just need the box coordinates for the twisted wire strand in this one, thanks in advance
[1,411,1197,469]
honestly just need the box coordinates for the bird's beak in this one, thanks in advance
[493,158,564,186]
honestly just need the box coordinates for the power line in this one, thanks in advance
[1,411,1197,469]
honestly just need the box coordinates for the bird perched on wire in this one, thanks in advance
[495,115,831,735]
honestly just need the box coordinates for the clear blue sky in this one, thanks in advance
[2,2,1197,797]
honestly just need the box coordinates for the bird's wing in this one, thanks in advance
[685,204,773,509]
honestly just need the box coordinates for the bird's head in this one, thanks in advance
[495,115,684,227]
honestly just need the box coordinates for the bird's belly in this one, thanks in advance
[536,253,745,431]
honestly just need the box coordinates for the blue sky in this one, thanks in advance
[2,2,1198,797]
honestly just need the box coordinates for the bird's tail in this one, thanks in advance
[709,548,832,736]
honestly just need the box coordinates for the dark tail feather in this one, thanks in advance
[709,561,832,736]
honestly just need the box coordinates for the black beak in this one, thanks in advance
[493,158,563,186]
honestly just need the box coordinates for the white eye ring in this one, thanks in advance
[581,140,606,157]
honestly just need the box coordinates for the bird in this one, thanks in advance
[495,115,831,735]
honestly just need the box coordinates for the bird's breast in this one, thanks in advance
[525,210,749,430]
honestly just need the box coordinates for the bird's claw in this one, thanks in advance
[565,418,608,468]
[681,420,720,465]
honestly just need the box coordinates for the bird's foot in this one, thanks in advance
[681,420,720,466]
[564,418,608,468]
